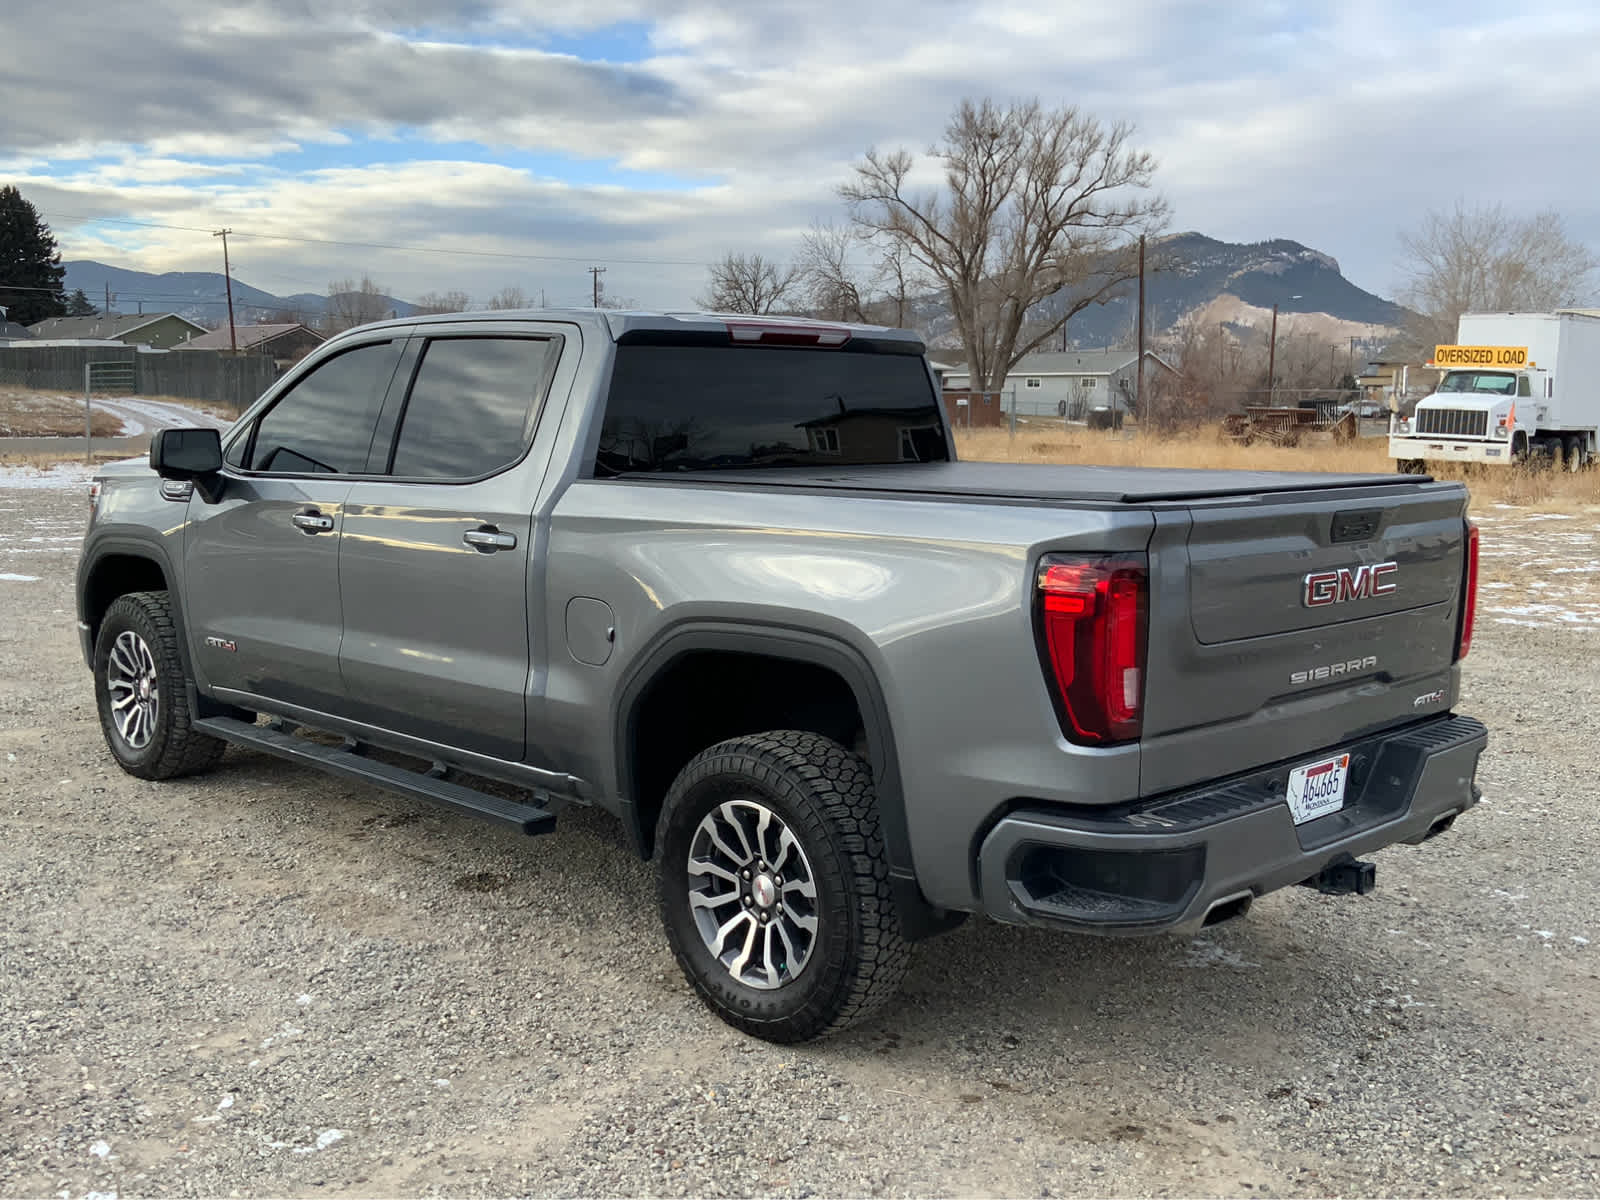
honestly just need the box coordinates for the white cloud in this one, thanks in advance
[3,0,1597,309]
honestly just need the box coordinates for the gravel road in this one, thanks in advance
[1,480,1596,1198]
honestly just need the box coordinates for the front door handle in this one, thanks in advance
[291,509,335,534]
[463,527,517,552]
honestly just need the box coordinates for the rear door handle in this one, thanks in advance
[291,509,335,534]
[463,527,517,552]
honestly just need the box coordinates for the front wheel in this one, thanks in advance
[93,591,226,780]
[655,731,910,1043]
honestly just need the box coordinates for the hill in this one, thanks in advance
[1038,233,1411,348]
[61,261,416,326]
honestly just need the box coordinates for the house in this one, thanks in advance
[0,318,32,343]
[794,408,948,462]
[26,312,208,349]
[942,350,1178,421]
[1357,338,1442,414]
[177,322,325,366]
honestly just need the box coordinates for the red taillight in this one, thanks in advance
[1456,520,1479,660]
[1036,554,1148,744]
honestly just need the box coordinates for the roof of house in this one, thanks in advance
[0,319,32,340]
[177,322,325,351]
[26,312,207,340]
[946,350,1177,378]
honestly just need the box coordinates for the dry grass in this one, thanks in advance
[0,391,123,438]
[954,424,1600,513]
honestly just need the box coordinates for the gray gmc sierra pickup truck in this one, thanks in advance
[77,309,1487,1042]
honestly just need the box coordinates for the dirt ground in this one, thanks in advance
[1,481,1596,1198]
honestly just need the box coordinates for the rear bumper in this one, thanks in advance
[975,714,1487,935]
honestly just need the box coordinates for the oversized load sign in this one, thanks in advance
[1431,345,1531,368]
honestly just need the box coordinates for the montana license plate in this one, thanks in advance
[1286,753,1351,825]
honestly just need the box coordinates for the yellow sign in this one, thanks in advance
[1433,344,1529,368]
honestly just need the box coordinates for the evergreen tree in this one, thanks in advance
[0,186,68,324]
[66,288,97,316]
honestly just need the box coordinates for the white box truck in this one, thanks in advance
[1389,310,1600,472]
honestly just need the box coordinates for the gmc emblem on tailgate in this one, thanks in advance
[1303,562,1398,608]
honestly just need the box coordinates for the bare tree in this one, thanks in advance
[1398,203,1599,344]
[842,97,1167,392]
[487,286,527,310]
[797,221,868,322]
[697,252,802,315]
[411,290,472,315]
[326,275,394,331]
[868,236,929,330]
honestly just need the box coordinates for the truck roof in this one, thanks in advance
[329,308,926,350]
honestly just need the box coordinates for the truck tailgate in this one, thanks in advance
[1139,481,1469,797]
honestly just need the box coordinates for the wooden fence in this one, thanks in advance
[0,345,277,412]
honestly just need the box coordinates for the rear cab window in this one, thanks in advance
[386,335,561,479]
[594,340,948,475]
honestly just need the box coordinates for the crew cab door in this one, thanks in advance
[337,329,564,761]
[184,335,406,711]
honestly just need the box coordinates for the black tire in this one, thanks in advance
[93,591,226,780]
[655,731,910,1043]
[1563,435,1585,473]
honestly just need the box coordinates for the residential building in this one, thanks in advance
[177,322,325,366]
[26,312,208,349]
[942,350,1178,420]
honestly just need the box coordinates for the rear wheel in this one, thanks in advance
[655,731,910,1043]
[94,591,225,780]
[1563,435,1586,473]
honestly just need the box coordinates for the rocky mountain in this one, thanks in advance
[1040,233,1411,349]
[61,261,416,326]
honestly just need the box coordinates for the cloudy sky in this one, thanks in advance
[3,0,1597,313]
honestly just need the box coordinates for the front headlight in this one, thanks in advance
[1398,417,1411,434]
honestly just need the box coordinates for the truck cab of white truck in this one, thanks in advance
[1389,310,1599,473]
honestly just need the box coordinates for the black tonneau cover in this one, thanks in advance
[630,461,1432,505]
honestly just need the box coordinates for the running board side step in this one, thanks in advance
[194,715,557,835]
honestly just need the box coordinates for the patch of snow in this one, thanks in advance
[89,1140,111,1158]
[291,1128,346,1154]
[0,462,97,490]
[0,573,41,582]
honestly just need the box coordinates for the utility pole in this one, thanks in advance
[104,283,112,315]
[1267,302,1280,407]
[1134,234,1146,423]
[588,266,606,308]
[213,229,237,352]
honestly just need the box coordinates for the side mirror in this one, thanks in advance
[150,428,224,501]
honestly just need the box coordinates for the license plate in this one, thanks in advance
[1286,752,1351,825]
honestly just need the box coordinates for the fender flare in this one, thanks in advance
[613,620,962,940]
[79,534,196,680]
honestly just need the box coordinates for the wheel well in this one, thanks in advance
[627,650,866,858]
[84,554,169,646]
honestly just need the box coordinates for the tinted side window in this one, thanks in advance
[1517,375,1532,398]
[596,344,947,474]
[246,341,400,474]
[388,337,558,479]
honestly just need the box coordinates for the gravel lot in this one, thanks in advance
[1,478,1597,1198]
